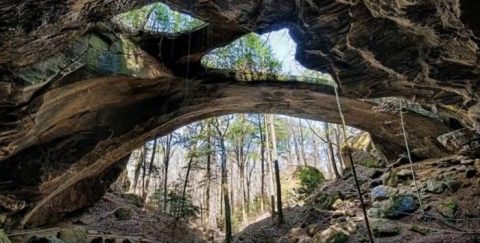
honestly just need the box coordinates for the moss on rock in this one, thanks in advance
[294,166,326,196]
[57,228,87,243]
[114,207,133,220]
[436,197,458,218]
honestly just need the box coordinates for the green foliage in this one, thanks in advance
[202,33,282,79]
[364,157,379,168]
[273,117,290,157]
[332,232,349,243]
[294,166,325,196]
[152,189,199,219]
[114,3,204,33]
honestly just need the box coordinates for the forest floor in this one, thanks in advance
[7,193,208,243]
[6,156,480,243]
[234,156,480,243]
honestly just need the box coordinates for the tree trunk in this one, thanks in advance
[220,136,232,243]
[311,137,320,168]
[265,115,275,217]
[257,115,265,212]
[143,138,158,202]
[291,125,302,166]
[297,119,308,166]
[230,161,234,212]
[324,148,334,179]
[325,123,341,179]
[334,124,347,170]
[163,134,173,213]
[274,160,283,224]
[180,153,194,218]
[240,165,247,225]
[205,120,212,228]
[133,146,146,194]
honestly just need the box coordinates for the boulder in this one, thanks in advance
[396,169,413,179]
[114,207,133,220]
[436,198,458,219]
[27,236,64,243]
[371,186,398,201]
[475,159,480,171]
[456,165,469,171]
[372,221,401,237]
[312,220,356,243]
[443,179,462,193]
[312,226,348,243]
[278,236,289,243]
[383,195,418,219]
[409,224,430,235]
[381,171,398,187]
[437,129,480,155]
[341,132,388,168]
[298,236,313,243]
[311,193,339,211]
[282,166,326,205]
[293,166,326,197]
[57,228,87,243]
[465,168,477,178]
[426,180,445,193]
[365,169,383,179]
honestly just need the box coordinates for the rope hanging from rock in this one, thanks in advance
[333,84,375,243]
[398,100,426,214]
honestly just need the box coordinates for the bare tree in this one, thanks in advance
[212,116,233,243]
[143,138,159,202]
[204,119,213,228]
[161,134,174,213]
[133,145,147,194]
[325,122,341,179]
[265,115,275,218]
[297,118,308,166]
[257,114,266,212]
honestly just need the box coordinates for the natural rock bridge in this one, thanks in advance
[0,0,478,228]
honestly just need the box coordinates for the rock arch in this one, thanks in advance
[0,0,478,227]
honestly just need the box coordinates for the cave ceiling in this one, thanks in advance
[0,0,479,227]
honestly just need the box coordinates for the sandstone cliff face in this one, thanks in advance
[0,0,478,227]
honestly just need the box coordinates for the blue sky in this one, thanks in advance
[261,29,300,75]
[259,29,333,82]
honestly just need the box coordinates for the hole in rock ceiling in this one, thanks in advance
[202,29,333,84]
[114,3,205,34]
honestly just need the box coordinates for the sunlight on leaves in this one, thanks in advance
[114,3,204,34]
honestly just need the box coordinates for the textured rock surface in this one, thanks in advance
[0,0,479,228]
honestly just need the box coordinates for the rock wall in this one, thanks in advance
[0,0,478,228]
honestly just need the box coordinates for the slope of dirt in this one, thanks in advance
[6,193,207,243]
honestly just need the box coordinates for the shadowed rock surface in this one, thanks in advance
[0,0,479,228]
